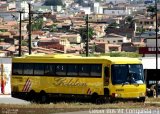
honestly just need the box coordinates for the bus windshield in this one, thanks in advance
[111,64,144,85]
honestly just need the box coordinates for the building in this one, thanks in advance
[95,42,121,53]
[104,33,129,45]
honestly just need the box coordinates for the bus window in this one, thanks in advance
[67,64,78,76]
[90,64,102,77]
[34,64,44,76]
[79,64,90,76]
[104,67,109,85]
[23,63,34,75]
[111,64,144,85]
[56,64,67,76]
[44,64,55,76]
[12,63,23,75]
[128,65,144,84]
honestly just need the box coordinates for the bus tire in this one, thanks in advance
[138,97,145,102]
[39,91,50,104]
[28,90,36,103]
[91,93,99,104]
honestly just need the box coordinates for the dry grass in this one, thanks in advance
[146,97,160,102]
[0,98,160,114]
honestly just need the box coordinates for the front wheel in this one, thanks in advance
[137,97,145,102]
[28,90,37,103]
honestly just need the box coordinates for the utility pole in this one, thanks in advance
[155,0,159,97]
[28,3,32,55]
[84,14,108,57]
[86,14,89,57]
[19,11,22,57]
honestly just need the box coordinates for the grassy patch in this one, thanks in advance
[0,98,160,114]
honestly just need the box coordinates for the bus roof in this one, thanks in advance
[13,54,142,64]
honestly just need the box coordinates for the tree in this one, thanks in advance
[44,0,63,6]
[108,22,119,28]
[105,22,119,32]
[26,18,43,31]
[21,40,28,46]
[136,26,145,33]
[32,18,43,31]
[147,5,156,18]
[75,0,83,5]
[79,27,95,42]
[95,0,103,2]
[125,16,135,28]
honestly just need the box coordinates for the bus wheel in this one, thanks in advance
[96,97,105,104]
[104,96,110,103]
[91,93,99,104]
[39,92,50,104]
[28,90,36,103]
[138,97,145,102]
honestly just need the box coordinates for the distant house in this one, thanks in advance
[8,1,16,10]
[95,42,121,53]
[38,38,66,53]
[91,24,106,38]
[60,34,81,44]
[121,42,137,52]
[57,24,71,31]
[0,51,7,57]
[32,31,46,39]
[103,33,129,45]
[32,47,54,54]
[5,45,16,56]
[0,4,8,12]
[0,42,11,50]
[134,17,155,32]
[60,38,70,47]
[103,7,127,16]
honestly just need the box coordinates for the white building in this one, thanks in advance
[62,0,74,8]
[16,1,28,20]
[79,7,91,14]
[146,38,160,47]
[104,33,129,44]
[93,2,100,14]
[141,57,160,69]
[8,1,16,10]
[103,8,127,15]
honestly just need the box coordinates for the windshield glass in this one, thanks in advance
[111,64,144,85]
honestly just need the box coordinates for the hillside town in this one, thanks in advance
[0,0,159,57]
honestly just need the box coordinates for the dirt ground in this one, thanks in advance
[0,98,160,114]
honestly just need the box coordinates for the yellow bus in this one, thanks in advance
[11,54,146,103]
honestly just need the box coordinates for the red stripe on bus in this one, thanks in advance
[25,80,31,92]
[22,78,31,92]
[87,88,92,95]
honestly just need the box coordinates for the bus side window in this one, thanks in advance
[12,63,23,75]
[104,67,109,85]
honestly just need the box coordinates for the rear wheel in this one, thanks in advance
[39,92,50,104]
[91,93,99,104]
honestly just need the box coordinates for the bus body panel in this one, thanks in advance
[11,54,146,102]
[12,76,104,95]
[109,84,146,98]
